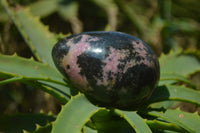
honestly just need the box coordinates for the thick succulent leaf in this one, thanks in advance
[30,0,57,17]
[146,119,185,132]
[90,109,134,132]
[52,94,100,133]
[159,50,200,77]
[149,101,179,110]
[115,110,152,133]
[0,54,66,85]
[159,72,195,88]
[0,54,72,102]
[90,109,185,132]
[0,77,70,104]
[83,126,97,133]
[2,0,58,67]
[24,80,69,104]
[23,123,52,133]
[148,109,200,133]
[148,85,200,106]
[37,80,77,101]
[0,113,55,133]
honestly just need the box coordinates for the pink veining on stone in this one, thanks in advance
[137,49,147,58]
[104,47,120,74]
[132,41,147,51]
[96,47,133,90]
[138,43,144,49]
[132,40,146,49]
[135,41,145,49]
[62,35,92,91]
[140,59,151,66]
[123,61,135,73]
[131,40,153,66]
[96,47,123,88]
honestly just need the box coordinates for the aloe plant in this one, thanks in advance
[1,0,200,133]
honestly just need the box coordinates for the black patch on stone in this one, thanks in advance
[136,40,140,44]
[117,63,125,71]
[66,65,70,69]
[107,71,113,81]
[113,64,155,98]
[73,35,82,44]
[52,39,70,58]
[131,51,138,58]
[77,53,105,86]
[52,39,71,78]
[117,48,136,65]
[135,56,143,62]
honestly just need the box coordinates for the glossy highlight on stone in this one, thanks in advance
[52,31,160,110]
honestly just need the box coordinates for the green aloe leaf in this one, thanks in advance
[24,81,70,104]
[154,51,200,109]
[2,0,58,67]
[148,109,200,133]
[30,0,57,17]
[23,123,52,133]
[159,72,195,88]
[115,110,152,133]
[159,50,200,77]
[83,126,97,133]
[0,54,72,102]
[0,54,66,85]
[52,94,100,133]
[89,109,134,132]
[146,119,186,132]
[0,113,55,133]
[148,85,200,106]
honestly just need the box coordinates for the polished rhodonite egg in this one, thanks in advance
[52,31,160,110]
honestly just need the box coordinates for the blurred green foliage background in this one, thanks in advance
[0,0,200,116]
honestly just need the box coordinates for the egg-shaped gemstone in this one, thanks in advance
[52,31,160,110]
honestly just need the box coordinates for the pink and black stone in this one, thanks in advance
[52,31,160,110]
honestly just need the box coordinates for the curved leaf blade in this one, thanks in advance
[83,126,97,133]
[159,51,200,76]
[0,76,71,102]
[90,109,135,132]
[0,54,66,86]
[115,110,152,133]
[146,119,186,132]
[160,72,195,88]
[148,109,200,133]
[148,85,200,106]
[0,54,72,102]
[2,0,58,67]
[30,0,57,17]
[52,94,100,133]
[23,80,69,104]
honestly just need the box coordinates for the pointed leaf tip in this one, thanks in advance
[52,94,99,133]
